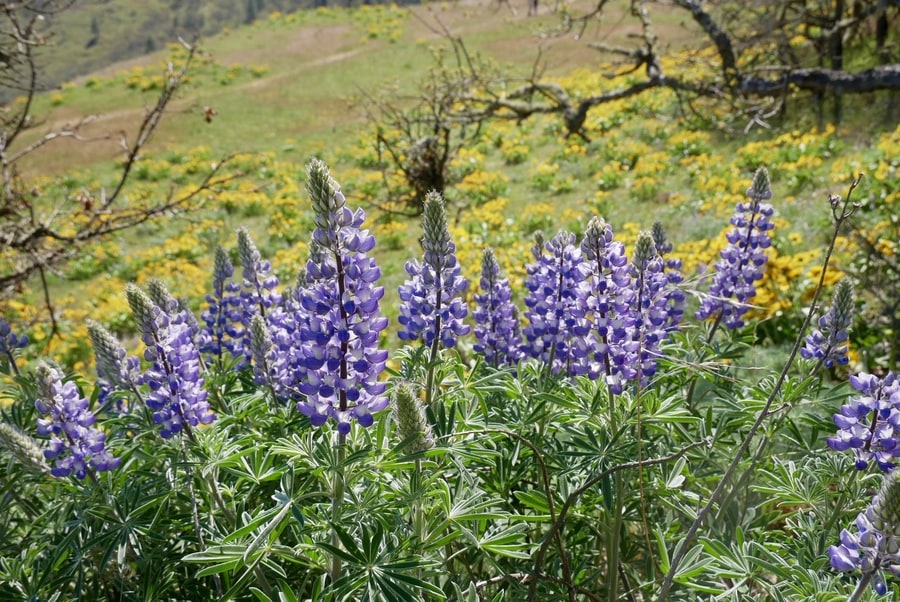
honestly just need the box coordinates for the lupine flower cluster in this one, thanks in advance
[696,167,775,329]
[87,320,142,409]
[651,221,686,332]
[266,159,389,434]
[579,217,633,388]
[521,230,592,378]
[199,246,241,359]
[392,383,434,454]
[801,277,854,368]
[827,372,900,471]
[0,421,49,475]
[127,283,216,438]
[229,228,283,364]
[34,362,120,478]
[0,316,27,371]
[398,191,470,349]
[623,231,673,389]
[18,164,781,477]
[473,248,521,368]
[830,468,900,596]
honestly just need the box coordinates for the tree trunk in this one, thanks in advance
[831,0,845,125]
[876,5,897,122]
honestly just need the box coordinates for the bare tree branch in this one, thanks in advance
[0,8,240,332]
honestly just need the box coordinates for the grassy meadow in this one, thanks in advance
[5,3,900,600]
[3,0,898,372]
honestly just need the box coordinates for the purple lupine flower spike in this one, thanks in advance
[398,191,470,348]
[696,167,775,329]
[127,283,215,439]
[802,278,854,368]
[392,383,434,454]
[827,372,900,471]
[624,231,670,389]
[148,278,203,345]
[651,221,686,332]
[229,228,282,364]
[200,246,238,358]
[87,320,142,410]
[292,159,389,434]
[250,314,274,387]
[579,217,632,389]
[34,362,120,478]
[521,230,592,378]
[830,468,900,596]
[473,247,522,368]
[147,278,180,315]
[0,316,27,374]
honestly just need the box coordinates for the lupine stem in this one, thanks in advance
[425,289,443,406]
[181,437,224,599]
[607,389,624,602]
[331,430,347,584]
[848,572,873,602]
[685,312,724,409]
[413,456,426,592]
[658,176,861,601]
[823,470,859,535]
[2,348,19,376]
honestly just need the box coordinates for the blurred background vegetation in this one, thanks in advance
[1,0,898,375]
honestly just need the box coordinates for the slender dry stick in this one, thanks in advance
[658,177,862,600]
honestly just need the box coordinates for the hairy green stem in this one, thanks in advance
[608,473,624,602]
[331,431,347,584]
[847,572,873,602]
[425,288,443,406]
[181,438,224,598]
[608,389,623,602]
[823,470,859,535]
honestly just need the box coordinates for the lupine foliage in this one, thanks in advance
[0,163,895,601]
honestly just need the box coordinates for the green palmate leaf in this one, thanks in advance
[378,570,445,598]
[250,588,273,602]
[183,545,248,564]
[672,543,715,583]
[656,528,671,574]
[513,490,551,514]
[448,496,510,523]
[243,499,293,564]
[666,456,688,489]
[224,493,296,547]
[317,541,362,565]
[644,394,700,426]
[747,541,794,582]
[475,523,532,559]
[196,559,243,578]
[183,544,250,578]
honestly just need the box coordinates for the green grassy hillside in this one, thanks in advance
[21,0,434,103]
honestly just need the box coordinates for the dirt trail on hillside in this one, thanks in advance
[31,23,367,171]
